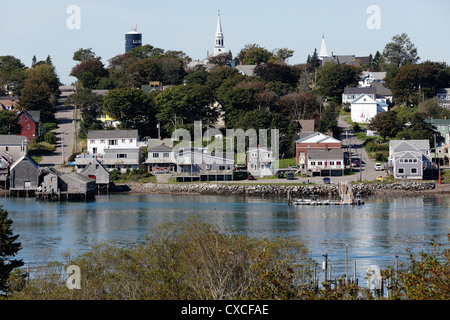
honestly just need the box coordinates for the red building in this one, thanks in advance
[16,110,41,141]
[295,132,342,167]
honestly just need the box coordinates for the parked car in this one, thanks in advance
[351,159,361,167]
[323,177,331,184]
[286,172,295,180]
[154,169,169,174]
[277,172,285,178]
[248,174,255,180]
[374,163,383,171]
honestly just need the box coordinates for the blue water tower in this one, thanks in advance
[125,26,142,53]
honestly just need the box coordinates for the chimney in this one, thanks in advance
[328,129,331,136]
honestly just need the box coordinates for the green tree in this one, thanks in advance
[70,60,108,89]
[396,112,443,147]
[316,63,361,104]
[155,84,217,134]
[0,111,21,135]
[306,48,321,70]
[367,110,403,141]
[317,102,341,138]
[254,62,300,87]
[0,55,27,96]
[270,48,294,63]
[237,44,272,65]
[383,33,420,68]
[72,48,100,62]
[389,62,450,106]
[0,206,23,295]
[65,88,104,138]
[103,88,157,136]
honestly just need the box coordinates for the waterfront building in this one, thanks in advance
[145,143,176,174]
[9,154,40,196]
[174,147,234,182]
[295,132,342,168]
[306,148,345,177]
[388,140,432,180]
[246,147,277,178]
[75,130,141,173]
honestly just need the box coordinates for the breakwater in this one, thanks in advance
[122,181,442,198]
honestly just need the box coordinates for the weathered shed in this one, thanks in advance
[59,172,96,195]
[79,159,110,184]
[9,154,40,195]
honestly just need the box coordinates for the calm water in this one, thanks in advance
[1,193,449,282]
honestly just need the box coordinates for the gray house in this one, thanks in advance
[9,154,40,196]
[38,168,97,200]
[175,147,234,182]
[79,159,110,192]
[388,140,432,180]
[145,143,176,173]
[0,135,28,162]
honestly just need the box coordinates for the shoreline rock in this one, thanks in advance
[116,181,447,198]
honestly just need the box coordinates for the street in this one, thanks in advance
[39,86,76,171]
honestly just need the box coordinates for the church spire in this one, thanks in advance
[319,33,328,60]
[214,10,225,56]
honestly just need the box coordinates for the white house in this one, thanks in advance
[358,71,387,87]
[76,130,141,173]
[437,88,450,109]
[87,130,139,155]
[351,94,388,123]
[342,87,376,104]
[247,147,277,177]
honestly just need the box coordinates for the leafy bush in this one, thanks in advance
[44,131,57,145]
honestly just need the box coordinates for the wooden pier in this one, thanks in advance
[292,182,364,206]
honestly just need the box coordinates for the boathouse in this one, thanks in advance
[37,168,97,201]
[79,159,110,193]
[9,154,40,197]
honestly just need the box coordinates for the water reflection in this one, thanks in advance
[1,193,449,281]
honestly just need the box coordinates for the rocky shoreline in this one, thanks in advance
[117,181,449,198]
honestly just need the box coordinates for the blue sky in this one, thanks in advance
[2,0,449,85]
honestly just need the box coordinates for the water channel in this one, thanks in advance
[1,193,449,284]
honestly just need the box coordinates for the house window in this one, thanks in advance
[336,161,341,166]
[311,161,315,166]
[329,161,335,166]
[318,161,323,166]
[117,154,127,158]
[122,139,126,143]
[206,165,211,170]
[163,152,170,158]
[129,139,133,143]
[27,124,30,129]
[90,140,94,144]
[101,139,105,144]
[398,168,404,174]
[153,153,159,158]
[109,139,117,146]
[411,168,417,174]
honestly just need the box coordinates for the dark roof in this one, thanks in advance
[344,87,376,95]
[370,82,392,96]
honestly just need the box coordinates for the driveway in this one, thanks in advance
[39,86,76,171]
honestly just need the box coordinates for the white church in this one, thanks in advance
[187,11,231,69]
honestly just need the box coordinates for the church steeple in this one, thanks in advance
[319,34,328,60]
[214,10,225,56]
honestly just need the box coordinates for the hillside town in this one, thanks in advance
[1,13,449,198]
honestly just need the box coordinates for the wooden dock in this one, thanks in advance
[292,182,364,206]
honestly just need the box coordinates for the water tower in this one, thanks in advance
[125,25,142,53]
